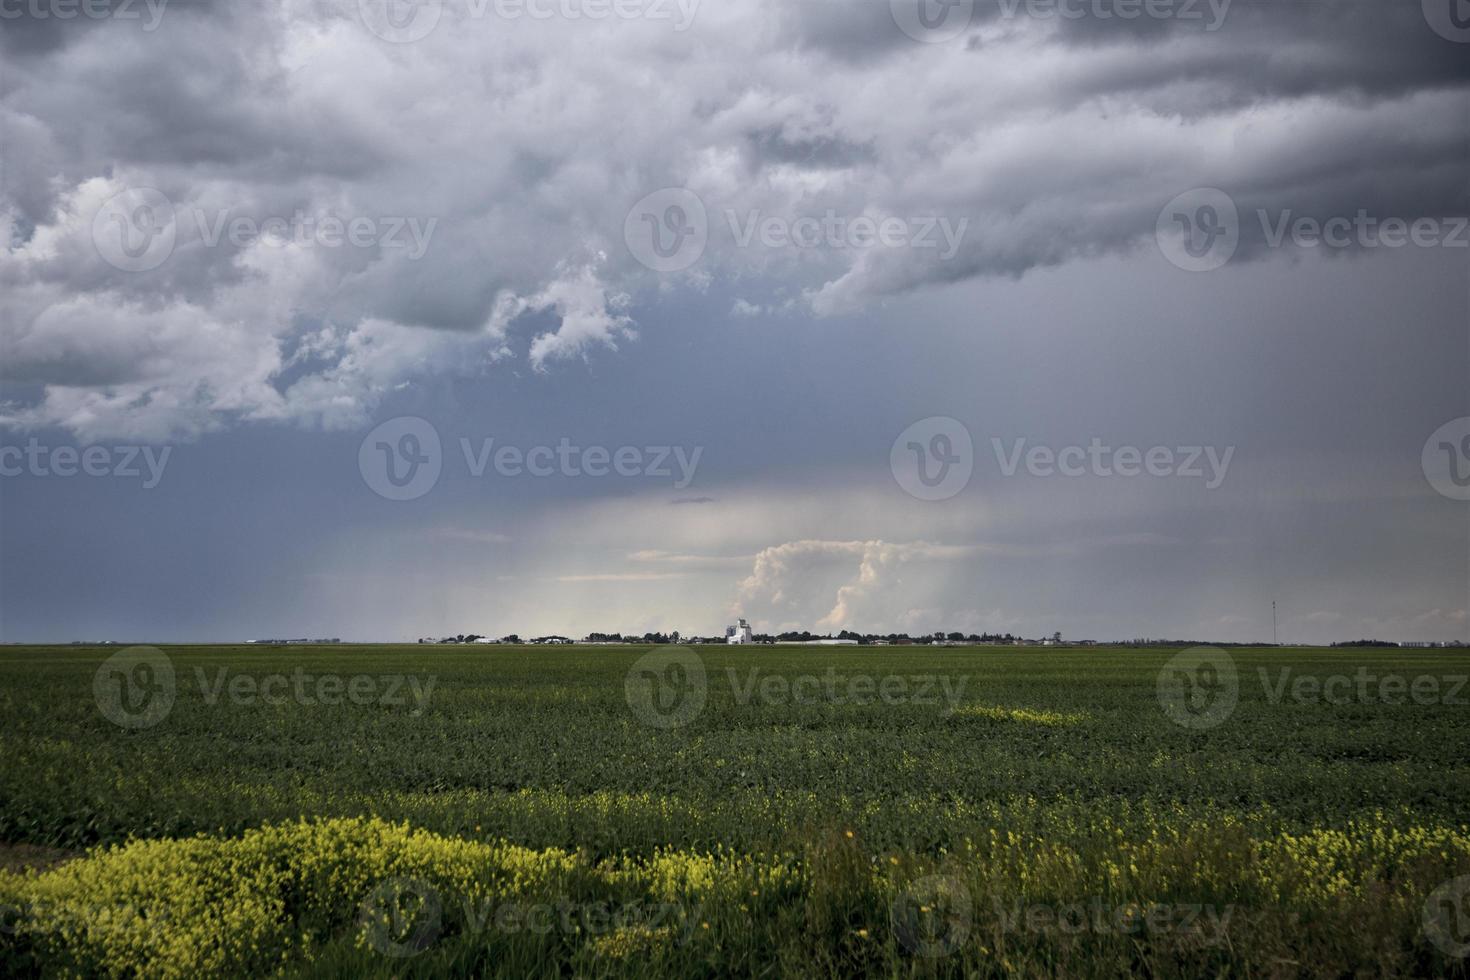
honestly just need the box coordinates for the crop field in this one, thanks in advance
[1,643,1468,977]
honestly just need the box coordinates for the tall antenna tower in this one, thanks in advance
[1272,600,1278,646]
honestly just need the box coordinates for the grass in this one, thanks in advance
[1,643,1467,976]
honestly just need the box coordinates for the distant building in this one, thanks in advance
[726,619,754,645]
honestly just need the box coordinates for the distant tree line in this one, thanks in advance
[584,632,682,644]
[422,629,1042,646]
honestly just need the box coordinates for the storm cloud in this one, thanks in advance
[2,0,1465,437]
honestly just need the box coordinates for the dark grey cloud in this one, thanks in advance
[0,0,1464,440]
[795,0,1470,103]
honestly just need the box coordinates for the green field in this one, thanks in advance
[1,644,1468,977]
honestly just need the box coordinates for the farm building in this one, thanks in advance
[726,619,754,644]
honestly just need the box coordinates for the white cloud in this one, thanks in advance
[734,539,984,632]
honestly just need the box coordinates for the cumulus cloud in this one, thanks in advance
[733,539,985,632]
[2,0,1465,438]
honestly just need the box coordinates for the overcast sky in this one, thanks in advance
[1,0,1467,644]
